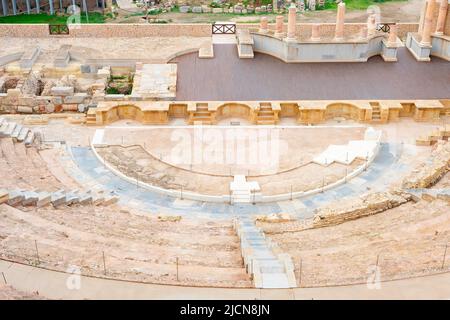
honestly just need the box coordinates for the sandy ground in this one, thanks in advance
[259,195,450,287]
[97,124,368,195]
[0,284,46,300]
[113,0,423,23]
[0,204,251,288]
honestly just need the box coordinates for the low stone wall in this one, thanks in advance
[238,23,419,40]
[0,23,419,39]
[403,141,450,189]
[312,191,410,229]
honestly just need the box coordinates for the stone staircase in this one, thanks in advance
[0,117,36,147]
[256,104,276,125]
[371,104,382,123]
[189,104,213,124]
[234,216,296,288]
[0,188,119,208]
[230,175,261,203]
[416,125,450,146]
[86,108,97,126]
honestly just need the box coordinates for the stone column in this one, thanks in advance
[12,0,17,15]
[1,0,8,16]
[367,14,377,36]
[286,4,297,42]
[334,2,346,40]
[49,0,54,14]
[26,0,31,14]
[421,0,436,45]
[273,0,278,12]
[36,0,40,14]
[435,0,448,35]
[259,16,269,33]
[274,15,284,37]
[387,23,398,46]
[310,23,321,41]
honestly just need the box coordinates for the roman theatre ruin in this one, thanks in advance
[0,0,449,299]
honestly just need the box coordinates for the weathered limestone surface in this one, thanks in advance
[313,191,410,229]
[403,141,450,189]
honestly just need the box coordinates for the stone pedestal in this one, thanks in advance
[285,4,297,42]
[367,14,377,36]
[334,2,345,41]
[420,0,436,46]
[259,16,269,33]
[274,15,284,37]
[387,24,398,46]
[435,0,448,35]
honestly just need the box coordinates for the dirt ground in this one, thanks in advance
[0,204,252,288]
[259,195,450,287]
[0,284,46,300]
[112,0,422,24]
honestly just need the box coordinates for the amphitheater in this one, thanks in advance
[0,0,449,300]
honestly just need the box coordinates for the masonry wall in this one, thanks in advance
[0,22,419,38]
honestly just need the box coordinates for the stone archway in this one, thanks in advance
[215,103,255,123]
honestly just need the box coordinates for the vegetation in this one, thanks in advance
[0,12,106,24]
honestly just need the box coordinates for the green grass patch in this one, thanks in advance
[0,12,105,24]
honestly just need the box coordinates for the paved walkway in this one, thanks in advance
[173,45,450,101]
[2,259,450,299]
[67,143,405,218]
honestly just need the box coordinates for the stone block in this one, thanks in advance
[77,104,86,113]
[64,93,88,104]
[62,104,78,112]
[103,195,119,206]
[51,191,66,207]
[0,189,8,204]
[17,106,33,114]
[179,5,190,13]
[51,86,74,96]
[80,65,91,73]
[192,6,202,13]
[202,5,212,13]
[22,191,39,206]
[212,8,223,13]
[7,190,24,206]
[37,192,52,207]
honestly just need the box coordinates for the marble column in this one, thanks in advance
[12,0,17,15]
[367,14,377,36]
[1,0,8,16]
[387,23,398,46]
[36,0,40,14]
[334,2,346,40]
[435,0,448,35]
[259,16,268,33]
[421,0,436,46]
[274,15,284,37]
[26,0,31,14]
[286,4,297,42]
[310,23,321,41]
[49,0,54,14]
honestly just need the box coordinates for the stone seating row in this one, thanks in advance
[0,188,119,208]
[0,117,36,146]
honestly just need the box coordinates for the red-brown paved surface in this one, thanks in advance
[172,45,450,101]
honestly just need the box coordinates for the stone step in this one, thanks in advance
[4,122,17,136]
[10,124,23,140]
[37,192,52,207]
[22,191,39,206]
[17,127,30,142]
[24,131,35,147]
[7,190,24,206]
